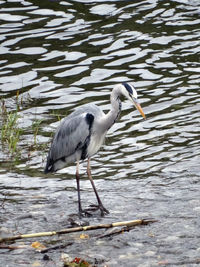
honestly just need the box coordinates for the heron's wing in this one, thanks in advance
[44,103,105,173]
[52,114,93,161]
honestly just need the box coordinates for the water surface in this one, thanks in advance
[0,0,200,266]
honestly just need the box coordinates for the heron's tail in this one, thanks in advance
[44,156,54,173]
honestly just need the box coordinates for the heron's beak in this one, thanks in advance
[133,98,146,119]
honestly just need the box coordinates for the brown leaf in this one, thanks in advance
[31,241,46,250]
[79,233,89,239]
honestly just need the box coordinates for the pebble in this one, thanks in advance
[165,235,179,242]
[145,250,156,257]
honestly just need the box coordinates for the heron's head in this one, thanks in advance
[119,82,146,119]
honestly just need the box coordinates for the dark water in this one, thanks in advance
[0,0,200,266]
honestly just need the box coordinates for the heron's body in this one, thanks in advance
[45,104,106,172]
[45,83,145,216]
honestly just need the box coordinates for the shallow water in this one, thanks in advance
[0,0,200,266]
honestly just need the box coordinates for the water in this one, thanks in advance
[0,0,200,266]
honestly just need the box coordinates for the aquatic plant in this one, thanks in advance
[32,119,43,147]
[51,109,62,121]
[0,99,23,156]
[0,92,43,158]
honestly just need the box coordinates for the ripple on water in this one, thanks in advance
[0,0,200,266]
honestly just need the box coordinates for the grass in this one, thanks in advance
[51,109,62,121]
[0,92,44,159]
[1,111,22,155]
[32,119,43,147]
[0,99,23,156]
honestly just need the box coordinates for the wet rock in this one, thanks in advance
[42,254,50,261]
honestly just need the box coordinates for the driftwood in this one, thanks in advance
[0,218,156,243]
[0,244,28,250]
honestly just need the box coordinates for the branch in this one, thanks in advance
[0,218,156,243]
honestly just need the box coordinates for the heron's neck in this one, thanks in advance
[101,88,122,132]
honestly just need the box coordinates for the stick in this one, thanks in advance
[40,242,73,253]
[98,225,135,239]
[0,218,156,243]
[0,244,28,250]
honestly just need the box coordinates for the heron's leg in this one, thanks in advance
[76,161,92,218]
[87,158,109,216]
[76,161,82,215]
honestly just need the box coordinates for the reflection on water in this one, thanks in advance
[0,0,200,266]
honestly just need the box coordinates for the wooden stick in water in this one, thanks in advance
[0,218,156,243]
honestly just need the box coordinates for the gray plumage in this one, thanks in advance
[44,103,105,173]
[44,83,145,216]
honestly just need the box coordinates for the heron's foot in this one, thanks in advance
[99,205,109,217]
[78,209,93,218]
[86,204,109,217]
[68,217,89,227]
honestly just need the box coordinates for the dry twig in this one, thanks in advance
[0,218,156,244]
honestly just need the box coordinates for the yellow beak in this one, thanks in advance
[133,99,146,119]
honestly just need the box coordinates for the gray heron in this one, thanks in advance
[44,83,146,217]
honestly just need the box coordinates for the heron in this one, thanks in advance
[44,82,146,217]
